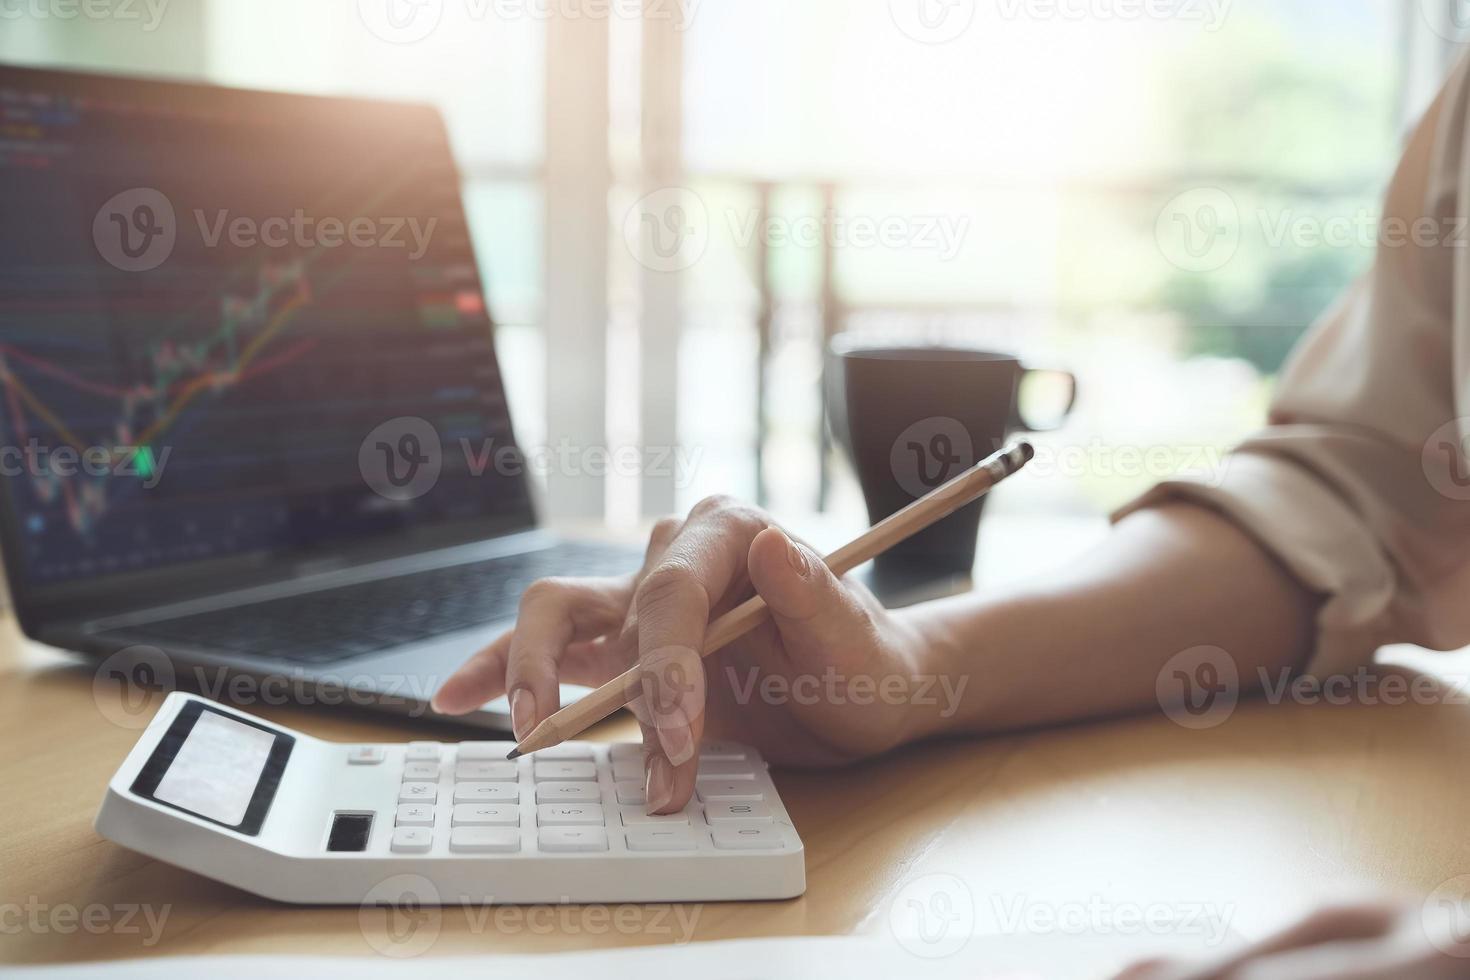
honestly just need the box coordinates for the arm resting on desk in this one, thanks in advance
[435,496,1319,814]
[899,501,1319,741]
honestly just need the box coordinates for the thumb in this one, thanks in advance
[746,527,876,665]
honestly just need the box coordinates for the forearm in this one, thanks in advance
[896,502,1321,739]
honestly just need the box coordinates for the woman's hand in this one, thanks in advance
[431,496,950,814]
[1116,903,1470,979]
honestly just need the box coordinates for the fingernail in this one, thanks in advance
[657,709,696,767]
[786,536,810,576]
[510,688,535,740]
[645,754,674,813]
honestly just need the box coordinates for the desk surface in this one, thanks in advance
[3,525,1470,966]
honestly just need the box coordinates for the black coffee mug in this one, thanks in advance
[827,340,1076,587]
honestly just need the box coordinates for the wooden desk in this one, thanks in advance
[4,564,1470,967]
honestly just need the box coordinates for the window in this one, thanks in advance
[4,0,1461,526]
[676,0,1446,519]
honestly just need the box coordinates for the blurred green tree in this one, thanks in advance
[1153,13,1394,373]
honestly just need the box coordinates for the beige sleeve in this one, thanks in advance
[1115,57,1470,679]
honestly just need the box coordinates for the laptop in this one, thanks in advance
[0,64,639,728]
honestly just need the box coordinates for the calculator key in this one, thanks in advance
[537,827,609,852]
[530,744,594,761]
[705,801,772,823]
[347,745,385,765]
[625,827,698,852]
[620,807,690,826]
[391,827,433,853]
[608,743,642,763]
[533,761,597,782]
[398,782,438,803]
[454,783,519,804]
[711,826,785,850]
[403,762,440,781]
[614,780,646,805]
[535,781,601,803]
[456,741,516,761]
[537,803,605,826]
[452,803,520,827]
[455,761,518,782]
[405,742,442,762]
[696,759,754,777]
[396,804,435,827]
[611,758,643,782]
[449,827,520,853]
[696,779,764,803]
[698,741,748,761]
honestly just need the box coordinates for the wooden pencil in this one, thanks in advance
[507,440,1035,759]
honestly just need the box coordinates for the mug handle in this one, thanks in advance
[1012,368,1077,433]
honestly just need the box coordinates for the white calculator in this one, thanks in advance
[95,693,805,904]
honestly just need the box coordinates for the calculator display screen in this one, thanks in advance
[155,712,275,825]
[131,701,294,835]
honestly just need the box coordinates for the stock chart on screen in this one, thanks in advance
[0,70,530,587]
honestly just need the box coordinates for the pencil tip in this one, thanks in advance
[505,748,522,761]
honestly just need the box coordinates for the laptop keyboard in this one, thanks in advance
[109,543,636,665]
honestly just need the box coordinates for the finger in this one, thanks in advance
[431,628,513,714]
[436,576,631,717]
[1226,934,1452,980]
[1108,960,1173,980]
[620,713,693,814]
[746,526,879,669]
[1234,907,1469,980]
[436,621,636,714]
[559,633,637,688]
[633,497,769,796]
[614,516,685,646]
[502,576,632,739]
[636,644,705,811]
[1148,905,1402,980]
[644,516,684,567]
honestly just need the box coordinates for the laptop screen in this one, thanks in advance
[0,66,535,597]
